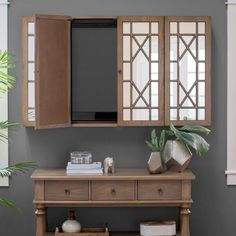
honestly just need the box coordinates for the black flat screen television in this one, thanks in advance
[71,19,117,122]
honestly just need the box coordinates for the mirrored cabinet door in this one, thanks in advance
[118,16,164,126]
[165,16,211,125]
[22,16,36,127]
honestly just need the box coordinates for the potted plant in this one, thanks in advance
[162,123,211,171]
[145,129,169,174]
[0,50,35,209]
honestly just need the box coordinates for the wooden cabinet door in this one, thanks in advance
[117,16,165,126]
[165,16,211,125]
[35,15,71,129]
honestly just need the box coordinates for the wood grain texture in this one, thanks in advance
[32,168,194,236]
[31,169,195,181]
[45,180,89,201]
[22,16,35,127]
[91,180,135,201]
[117,16,165,126]
[33,200,193,207]
[35,16,71,129]
[164,16,211,126]
[35,181,45,201]
[138,180,182,200]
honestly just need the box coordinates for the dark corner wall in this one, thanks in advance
[0,0,234,235]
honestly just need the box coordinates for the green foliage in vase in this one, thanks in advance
[170,123,211,156]
[0,50,36,209]
[146,129,170,152]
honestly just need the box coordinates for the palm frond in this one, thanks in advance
[0,197,19,210]
[0,121,21,143]
[0,50,15,93]
[0,162,37,178]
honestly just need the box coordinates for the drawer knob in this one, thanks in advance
[158,188,163,195]
[111,188,116,195]
[65,189,70,195]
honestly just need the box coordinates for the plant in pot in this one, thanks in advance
[162,123,211,172]
[145,129,169,174]
[0,50,36,209]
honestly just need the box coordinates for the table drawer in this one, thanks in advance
[45,181,89,201]
[138,180,182,200]
[91,181,135,201]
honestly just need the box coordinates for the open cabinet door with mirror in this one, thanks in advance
[117,16,165,126]
[165,16,211,125]
[22,15,71,129]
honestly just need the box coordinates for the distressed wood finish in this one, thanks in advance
[91,180,136,201]
[165,16,211,125]
[22,16,36,127]
[35,15,71,129]
[32,169,195,236]
[117,16,165,126]
[45,180,89,201]
[138,180,181,200]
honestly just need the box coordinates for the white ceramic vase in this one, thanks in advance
[62,211,81,233]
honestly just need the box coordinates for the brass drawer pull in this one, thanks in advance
[158,188,163,195]
[65,189,70,195]
[111,188,116,195]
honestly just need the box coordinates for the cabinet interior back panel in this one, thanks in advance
[72,22,117,121]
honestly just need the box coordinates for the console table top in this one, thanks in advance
[31,168,195,181]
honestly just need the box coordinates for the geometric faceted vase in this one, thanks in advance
[162,140,192,172]
[147,152,165,174]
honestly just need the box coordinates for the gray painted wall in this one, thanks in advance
[0,0,234,235]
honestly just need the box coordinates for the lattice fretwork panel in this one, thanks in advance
[165,17,211,125]
[118,17,164,125]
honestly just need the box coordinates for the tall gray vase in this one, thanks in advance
[147,152,164,174]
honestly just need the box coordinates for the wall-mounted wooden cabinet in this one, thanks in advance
[22,15,211,129]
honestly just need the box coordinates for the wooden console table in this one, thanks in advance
[31,169,195,236]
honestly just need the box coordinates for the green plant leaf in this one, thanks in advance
[0,162,37,178]
[0,197,19,210]
[159,130,166,152]
[145,140,156,152]
[151,129,156,139]
[170,123,210,156]
[0,121,21,142]
[0,50,15,93]
[179,124,211,135]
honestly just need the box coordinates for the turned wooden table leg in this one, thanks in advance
[180,207,191,236]
[35,205,46,236]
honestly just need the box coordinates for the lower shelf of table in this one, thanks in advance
[46,232,180,236]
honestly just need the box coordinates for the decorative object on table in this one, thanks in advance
[66,161,103,175]
[162,123,211,171]
[140,221,176,236]
[70,151,92,164]
[145,129,169,174]
[163,140,192,172]
[55,226,109,236]
[62,210,81,233]
[103,157,115,174]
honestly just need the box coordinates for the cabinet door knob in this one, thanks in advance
[65,189,70,195]
[118,69,122,74]
[158,188,163,195]
[111,188,116,195]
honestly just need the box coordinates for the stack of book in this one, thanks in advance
[140,221,176,236]
[66,162,103,175]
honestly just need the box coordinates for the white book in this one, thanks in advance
[66,168,103,175]
[67,162,102,170]
[140,221,176,236]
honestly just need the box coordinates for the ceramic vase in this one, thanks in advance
[147,152,165,174]
[162,140,192,172]
[62,211,81,233]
